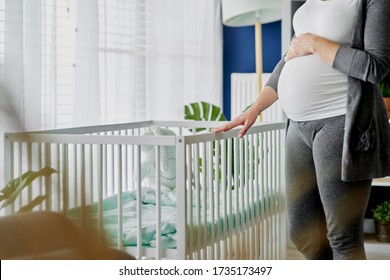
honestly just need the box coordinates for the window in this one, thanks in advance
[98,0,150,123]
[0,0,222,188]
[0,0,222,129]
[0,0,4,79]
[41,0,77,129]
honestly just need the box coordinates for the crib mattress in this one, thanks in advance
[67,186,277,249]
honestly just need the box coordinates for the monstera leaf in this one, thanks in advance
[185,101,226,132]
[0,166,57,212]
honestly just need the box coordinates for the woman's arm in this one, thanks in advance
[333,0,390,83]
[213,86,278,138]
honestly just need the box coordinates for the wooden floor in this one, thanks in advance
[286,234,390,260]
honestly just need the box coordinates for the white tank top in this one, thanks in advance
[277,0,358,121]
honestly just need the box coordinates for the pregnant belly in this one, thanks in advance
[277,55,348,121]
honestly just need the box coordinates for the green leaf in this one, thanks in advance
[380,82,390,97]
[184,101,226,122]
[0,166,57,209]
[18,195,49,213]
[184,101,227,132]
[0,171,33,202]
[372,199,390,222]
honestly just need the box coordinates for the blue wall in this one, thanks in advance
[223,21,282,120]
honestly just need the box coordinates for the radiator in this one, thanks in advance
[230,73,284,122]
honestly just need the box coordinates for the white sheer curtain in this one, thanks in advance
[74,0,222,125]
[148,0,223,120]
[73,0,101,126]
[0,0,222,183]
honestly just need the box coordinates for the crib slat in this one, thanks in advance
[265,131,270,259]
[244,136,250,258]
[268,131,274,259]
[73,144,78,209]
[201,142,207,260]
[273,131,277,259]
[270,131,275,259]
[249,134,254,260]
[117,145,123,251]
[207,141,214,259]
[80,144,86,231]
[44,144,52,211]
[16,143,22,210]
[220,139,227,260]
[239,137,245,258]
[3,137,14,215]
[27,143,32,206]
[259,133,265,260]
[194,143,201,258]
[155,146,162,260]
[136,145,142,259]
[233,137,239,260]
[214,139,221,260]
[123,133,128,192]
[89,144,93,203]
[97,145,104,246]
[262,132,268,259]
[176,136,187,260]
[56,144,61,212]
[131,130,135,192]
[227,138,233,260]
[278,130,284,260]
[62,144,69,215]
[254,134,260,259]
[14,143,21,211]
[37,143,42,210]
[186,144,193,260]
[111,138,115,195]
[103,133,108,197]
[271,130,277,259]
[3,135,12,208]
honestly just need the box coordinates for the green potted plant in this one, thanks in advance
[379,81,390,119]
[372,199,390,242]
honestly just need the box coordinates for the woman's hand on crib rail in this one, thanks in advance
[213,86,278,138]
[212,107,259,138]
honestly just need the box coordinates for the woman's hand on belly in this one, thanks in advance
[285,33,316,61]
[285,33,340,66]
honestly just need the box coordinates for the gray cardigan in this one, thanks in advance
[266,0,390,182]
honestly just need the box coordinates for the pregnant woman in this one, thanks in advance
[214,0,390,259]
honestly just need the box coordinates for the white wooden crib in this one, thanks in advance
[3,120,286,260]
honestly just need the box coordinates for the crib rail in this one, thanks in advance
[3,121,286,260]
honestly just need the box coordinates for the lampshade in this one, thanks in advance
[222,0,281,26]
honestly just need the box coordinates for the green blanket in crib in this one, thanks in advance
[67,186,276,249]
[67,186,178,249]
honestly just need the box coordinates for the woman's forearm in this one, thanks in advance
[249,85,279,115]
[311,35,340,66]
[213,85,278,136]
